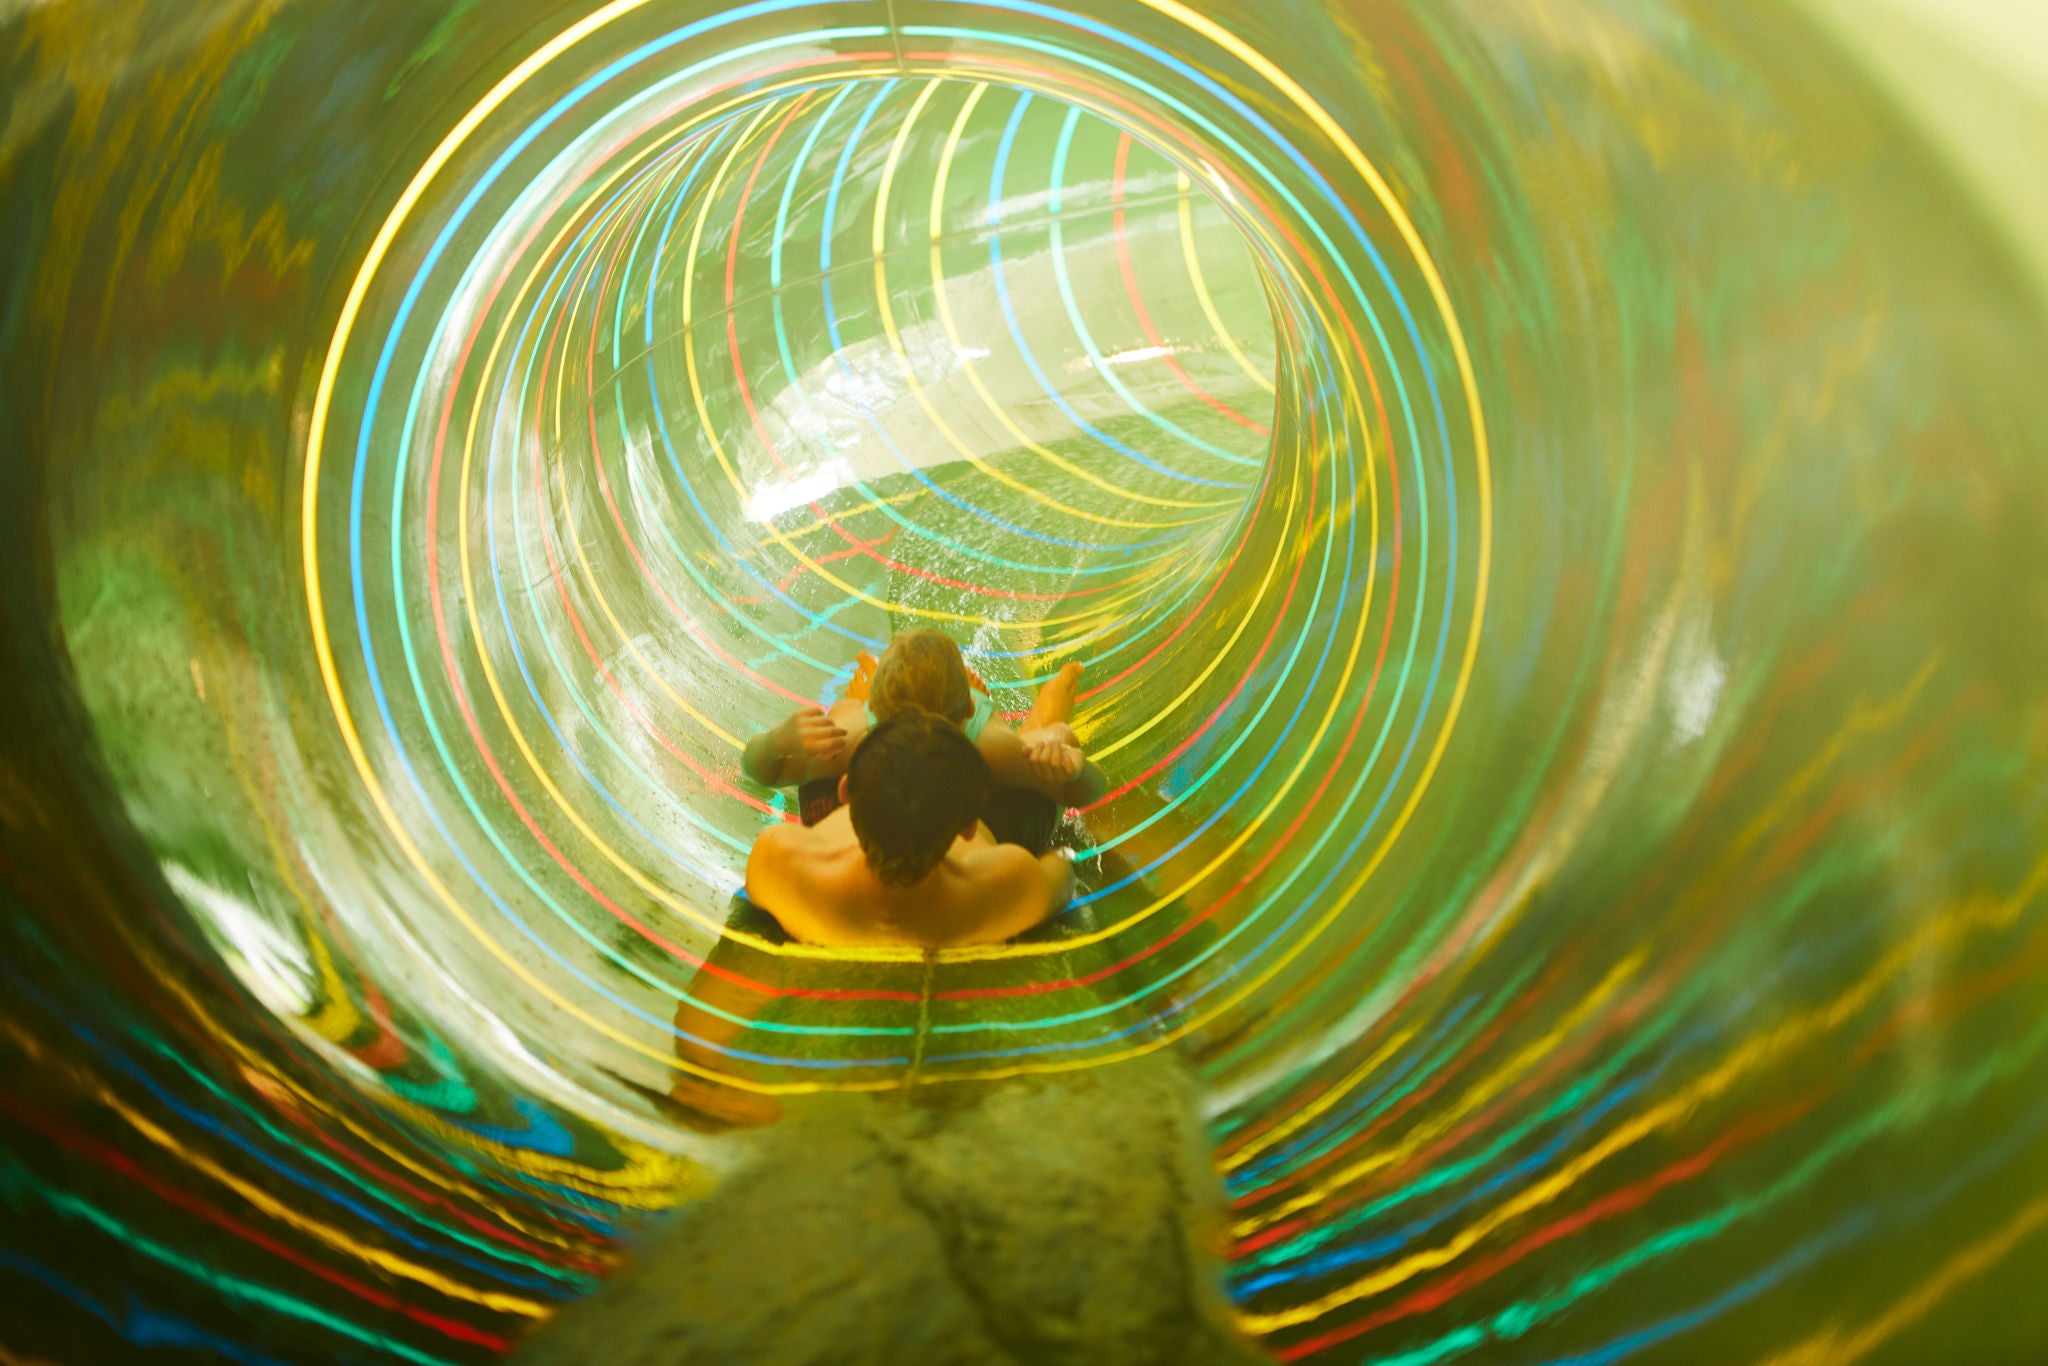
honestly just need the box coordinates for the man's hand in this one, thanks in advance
[781,708,848,770]
[745,707,850,786]
[1019,723,1083,786]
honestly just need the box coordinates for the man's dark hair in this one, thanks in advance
[845,708,991,887]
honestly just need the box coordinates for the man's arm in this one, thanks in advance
[972,844,1074,943]
[744,824,798,918]
[670,931,784,1131]
[1004,722,1108,808]
[1037,847,1075,913]
[1054,753,1108,808]
[744,822,837,948]
[979,724,1104,807]
[663,825,810,1130]
[1022,847,1077,942]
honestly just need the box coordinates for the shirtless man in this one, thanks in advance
[745,708,1074,948]
[665,710,1069,1128]
[666,660,1080,1128]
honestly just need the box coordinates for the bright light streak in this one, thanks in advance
[745,458,854,521]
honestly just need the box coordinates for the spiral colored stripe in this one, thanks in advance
[15,0,2048,1364]
[299,0,1486,1107]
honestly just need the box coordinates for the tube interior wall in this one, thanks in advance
[3,1,2046,1363]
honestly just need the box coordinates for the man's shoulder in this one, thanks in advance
[962,841,1056,903]
[749,819,830,875]
[961,838,1037,874]
[746,822,852,937]
[752,820,800,855]
[950,843,1063,939]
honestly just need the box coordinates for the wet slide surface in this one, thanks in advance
[3,0,2047,1362]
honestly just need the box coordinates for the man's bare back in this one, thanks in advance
[747,805,1070,949]
[668,708,1072,1131]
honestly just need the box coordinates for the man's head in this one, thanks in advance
[868,629,973,726]
[840,708,991,887]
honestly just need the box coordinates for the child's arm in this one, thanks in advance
[741,707,849,787]
[1005,661,1102,806]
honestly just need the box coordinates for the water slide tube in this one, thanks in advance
[3,0,2046,1360]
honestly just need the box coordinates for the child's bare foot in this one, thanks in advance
[1027,661,1085,730]
[845,650,879,703]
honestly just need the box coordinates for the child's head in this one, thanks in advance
[868,629,973,726]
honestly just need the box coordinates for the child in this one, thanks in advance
[741,630,1106,852]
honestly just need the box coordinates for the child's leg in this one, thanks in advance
[1024,662,1084,731]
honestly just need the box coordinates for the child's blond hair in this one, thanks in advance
[867,630,974,725]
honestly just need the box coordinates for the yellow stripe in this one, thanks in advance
[1236,846,2048,1333]
[148,972,684,1222]
[299,4,852,1088]
[458,105,807,952]
[676,87,1040,633]
[541,139,750,748]
[876,80,1215,544]
[927,99,1246,517]
[1755,1190,2048,1366]
[1178,168,1276,393]
[1126,0,1496,1021]
[907,83,1235,530]
[1222,1023,1417,1169]
[89,1070,547,1316]
[1232,953,1644,1231]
